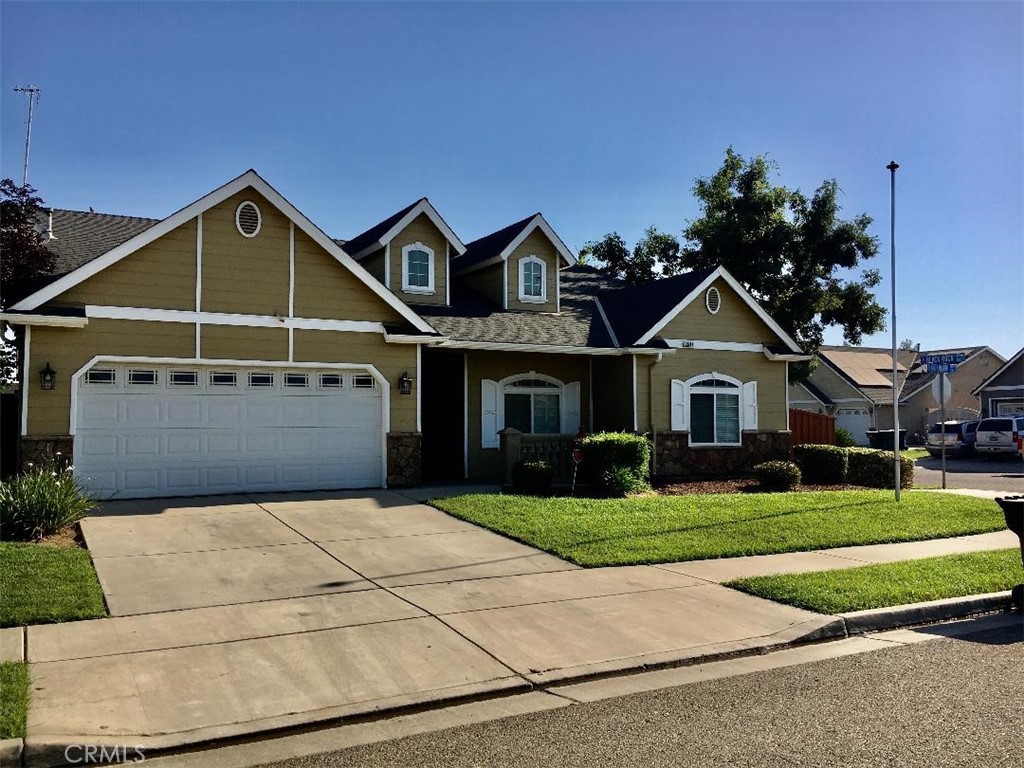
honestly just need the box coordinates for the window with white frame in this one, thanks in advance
[670,373,758,446]
[518,255,546,303]
[480,374,581,448]
[401,242,435,294]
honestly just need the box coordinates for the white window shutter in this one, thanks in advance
[670,379,687,431]
[481,379,499,448]
[561,381,581,434]
[742,380,758,431]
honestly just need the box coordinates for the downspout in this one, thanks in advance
[649,352,663,477]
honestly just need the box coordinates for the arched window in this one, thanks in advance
[670,373,757,446]
[518,255,547,303]
[402,242,435,294]
[479,373,581,447]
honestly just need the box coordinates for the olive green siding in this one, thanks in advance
[638,350,788,434]
[466,351,590,480]
[459,263,505,307]
[200,325,289,361]
[293,330,418,432]
[658,278,778,345]
[26,320,196,435]
[361,250,387,285]
[201,189,290,316]
[506,229,559,312]
[293,230,403,323]
[592,356,634,432]
[388,214,450,306]
[55,219,197,311]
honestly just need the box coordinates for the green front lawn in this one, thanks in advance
[433,491,1004,567]
[0,543,107,627]
[901,448,929,461]
[727,548,1022,614]
[0,662,28,739]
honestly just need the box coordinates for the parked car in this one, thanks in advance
[925,421,979,457]
[974,416,1024,457]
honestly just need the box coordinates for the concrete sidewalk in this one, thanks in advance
[18,489,1019,764]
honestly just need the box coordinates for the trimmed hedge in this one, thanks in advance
[511,460,554,495]
[753,461,802,491]
[847,448,914,489]
[580,432,651,497]
[792,445,849,485]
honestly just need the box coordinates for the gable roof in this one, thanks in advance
[452,213,577,274]
[900,346,1002,401]
[341,198,466,260]
[795,379,834,406]
[598,265,804,354]
[971,346,1024,395]
[418,264,618,350]
[9,170,437,335]
[816,345,918,405]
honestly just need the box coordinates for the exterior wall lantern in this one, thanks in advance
[39,362,57,390]
[398,372,413,396]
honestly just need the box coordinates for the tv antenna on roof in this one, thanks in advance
[12,86,41,186]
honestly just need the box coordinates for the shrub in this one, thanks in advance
[792,444,849,485]
[752,460,802,491]
[834,427,858,448]
[511,460,555,495]
[580,432,651,497]
[846,448,914,489]
[0,460,95,541]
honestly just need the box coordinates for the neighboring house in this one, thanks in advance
[972,347,1024,418]
[787,379,832,415]
[2,170,807,499]
[801,345,918,444]
[899,346,1005,437]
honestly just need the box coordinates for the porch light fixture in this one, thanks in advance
[398,372,413,396]
[39,362,57,390]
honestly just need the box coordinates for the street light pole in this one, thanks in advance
[887,160,900,501]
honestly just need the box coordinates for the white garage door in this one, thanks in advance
[835,407,872,446]
[74,363,383,499]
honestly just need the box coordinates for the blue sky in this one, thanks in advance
[2,2,1021,358]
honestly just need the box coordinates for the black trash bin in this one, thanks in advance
[865,429,907,451]
[995,495,1024,610]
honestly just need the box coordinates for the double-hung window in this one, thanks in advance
[402,242,435,294]
[518,256,546,303]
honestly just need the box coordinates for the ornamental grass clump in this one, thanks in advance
[0,458,95,541]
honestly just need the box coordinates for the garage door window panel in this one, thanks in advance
[85,369,117,386]
[169,371,199,387]
[210,371,237,387]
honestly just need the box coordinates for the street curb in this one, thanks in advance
[840,591,1015,635]
[0,738,24,767]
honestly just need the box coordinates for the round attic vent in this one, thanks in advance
[235,201,262,238]
[705,286,721,314]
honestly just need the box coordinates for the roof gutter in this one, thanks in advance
[764,350,813,362]
[0,313,88,328]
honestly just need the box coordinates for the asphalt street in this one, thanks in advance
[263,618,1024,768]
[913,455,1024,493]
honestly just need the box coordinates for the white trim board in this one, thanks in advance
[435,340,625,356]
[11,169,437,336]
[635,266,802,353]
[379,199,467,256]
[20,326,30,435]
[665,339,764,352]
[84,306,385,334]
[453,214,578,276]
[971,347,1024,395]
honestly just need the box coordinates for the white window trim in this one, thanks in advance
[401,242,435,295]
[681,372,745,447]
[498,373,564,435]
[518,255,547,303]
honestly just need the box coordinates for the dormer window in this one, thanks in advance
[518,255,546,303]
[401,242,435,294]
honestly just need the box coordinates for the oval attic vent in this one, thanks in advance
[235,201,262,238]
[705,286,721,314]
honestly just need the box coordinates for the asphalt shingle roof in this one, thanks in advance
[597,267,718,347]
[417,264,619,348]
[340,199,422,258]
[450,214,537,273]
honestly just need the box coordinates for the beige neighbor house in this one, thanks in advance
[793,345,1003,444]
[3,170,807,499]
[972,347,1024,418]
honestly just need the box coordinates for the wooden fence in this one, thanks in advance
[789,408,836,446]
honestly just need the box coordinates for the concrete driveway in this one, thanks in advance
[24,490,837,759]
[913,454,1024,493]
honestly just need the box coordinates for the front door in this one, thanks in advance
[421,349,466,482]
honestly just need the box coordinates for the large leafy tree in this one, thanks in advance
[1,179,54,388]
[678,148,885,363]
[580,226,680,284]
